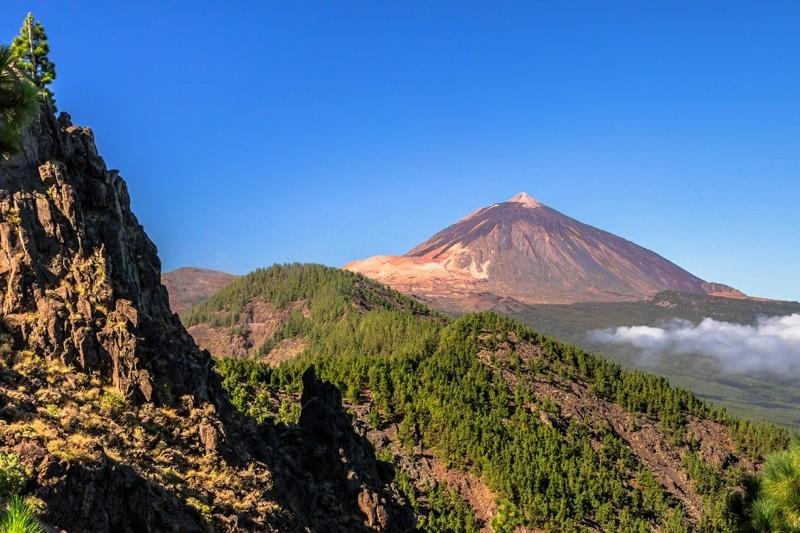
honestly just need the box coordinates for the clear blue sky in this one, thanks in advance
[3,2,799,300]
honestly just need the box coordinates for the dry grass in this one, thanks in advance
[0,347,279,530]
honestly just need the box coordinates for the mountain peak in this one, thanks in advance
[348,192,714,306]
[508,191,543,208]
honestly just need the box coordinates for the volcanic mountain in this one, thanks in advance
[346,192,741,308]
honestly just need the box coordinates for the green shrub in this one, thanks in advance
[491,499,524,533]
[0,45,40,156]
[99,391,126,415]
[0,454,26,498]
[0,497,43,533]
[276,397,300,425]
[750,440,800,531]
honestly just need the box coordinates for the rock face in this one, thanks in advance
[347,192,743,308]
[0,110,210,405]
[162,267,235,314]
[0,108,413,531]
[292,367,414,531]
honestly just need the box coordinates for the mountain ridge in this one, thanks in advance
[0,108,415,531]
[162,266,236,314]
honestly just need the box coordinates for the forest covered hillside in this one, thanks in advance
[3,9,798,532]
[185,263,791,531]
[182,264,439,361]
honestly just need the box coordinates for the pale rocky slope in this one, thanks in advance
[162,267,236,314]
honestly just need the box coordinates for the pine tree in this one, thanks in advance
[10,13,56,106]
[0,45,39,155]
[751,441,800,531]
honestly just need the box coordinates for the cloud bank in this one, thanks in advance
[589,314,800,376]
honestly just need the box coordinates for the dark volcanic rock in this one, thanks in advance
[288,366,414,531]
[0,110,212,405]
[0,107,413,531]
[38,457,207,533]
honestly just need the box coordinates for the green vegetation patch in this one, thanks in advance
[210,264,791,530]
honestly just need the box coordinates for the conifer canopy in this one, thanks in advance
[10,13,56,106]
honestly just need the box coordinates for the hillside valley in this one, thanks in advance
[170,197,800,427]
[501,293,800,426]
[338,193,800,427]
[181,262,790,531]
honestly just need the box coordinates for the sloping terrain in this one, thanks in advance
[162,267,236,315]
[499,292,800,427]
[346,192,740,307]
[342,193,800,426]
[182,263,439,361]
[349,253,800,427]
[188,263,787,531]
[0,108,415,531]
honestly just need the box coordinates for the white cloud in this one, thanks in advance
[589,314,800,376]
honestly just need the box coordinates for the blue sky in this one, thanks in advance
[3,2,799,301]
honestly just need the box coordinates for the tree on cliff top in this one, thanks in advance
[10,13,56,106]
[0,44,39,156]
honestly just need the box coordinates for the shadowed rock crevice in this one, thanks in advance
[33,455,207,533]
[262,367,414,531]
[300,367,412,529]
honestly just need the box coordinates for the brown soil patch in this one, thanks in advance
[260,337,308,366]
[348,402,499,530]
[188,299,307,359]
[429,454,498,527]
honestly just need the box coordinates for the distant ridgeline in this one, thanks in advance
[185,263,791,531]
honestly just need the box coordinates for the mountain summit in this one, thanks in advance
[347,193,737,307]
[507,191,543,208]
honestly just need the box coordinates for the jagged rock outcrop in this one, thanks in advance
[0,110,213,405]
[0,108,413,531]
[290,367,414,531]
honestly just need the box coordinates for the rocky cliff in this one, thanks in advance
[0,108,412,531]
[0,110,212,405]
